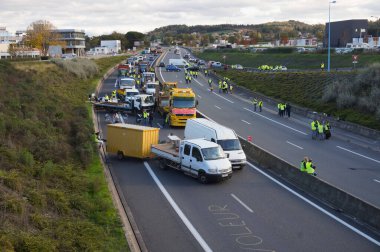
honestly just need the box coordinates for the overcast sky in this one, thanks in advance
[1,0,379,36]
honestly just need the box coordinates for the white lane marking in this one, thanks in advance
[286,141,304,150]
[243,108,307,135]
[197,95,202,99]
[336,146,380,164]
[214,105,221,110]
[192,78,204,86]
[144,162,212,252]
[213,92,234,103]
[231,193,254,213]
[241,120,251,125]
[159,64,166,82]
[374,179,380,184]
[157,123,162,128]
[246,161,380,246]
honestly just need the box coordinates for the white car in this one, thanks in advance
[211,62,222,68]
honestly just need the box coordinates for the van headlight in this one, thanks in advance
[208,168,217,174]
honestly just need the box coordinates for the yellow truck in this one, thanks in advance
[168,88,197,126]
[106,123,159,159]
[157,82,178,116]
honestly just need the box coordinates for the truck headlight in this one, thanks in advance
[208,168,217,174]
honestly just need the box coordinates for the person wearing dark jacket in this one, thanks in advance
[285,103,291,117]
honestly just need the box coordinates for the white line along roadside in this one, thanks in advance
[193,78,204,86]
[286,141,304,150]
[243,107,307,135]
[336,146,380,164]
[374,179,380,184]
[241,120,251,125]
[231,194,254,213]
[247,161,380,246]
[143,162,213,252]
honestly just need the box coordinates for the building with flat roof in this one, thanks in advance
[54,29,85,56]
[323,19,368,48]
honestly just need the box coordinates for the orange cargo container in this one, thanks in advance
[106,123,159,159]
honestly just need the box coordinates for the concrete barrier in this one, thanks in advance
[196,111,380,232]
[239,136,380,232]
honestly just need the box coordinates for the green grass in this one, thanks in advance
[0,56,129,251]
[215,69,380,130]
[196,51,380,69]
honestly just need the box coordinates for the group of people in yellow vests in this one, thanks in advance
[277,102,291,117]
[300,156,317,176]
[311,119,331,140]
[217,77,233,94]
[252,98,263,112]
[258,65,285,71]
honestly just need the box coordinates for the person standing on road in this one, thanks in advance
[285,102,291,117]
[280,103,286,117]
[311,119,318,140]
[324,120,331,139]
[208,78,213,88]
[277,103,281,116]
[318,121,324,140]
[218,80,222,93]
[229,84,233,94]
[253,98,258,111]
[320,62,325,71]
[258,100,263,112]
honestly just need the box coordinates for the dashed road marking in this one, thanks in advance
[374,179,380,184]
[214,105,221,109]
[243,108,307,135]
[213,92,234,103]
[336,146,380,164]
[286,141,304,150]
[241,120,251,125]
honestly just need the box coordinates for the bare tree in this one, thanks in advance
[24,20,64,56]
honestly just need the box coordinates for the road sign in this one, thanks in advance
[352,55,359,64]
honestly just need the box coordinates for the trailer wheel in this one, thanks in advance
[198,171,208,184]
[117,151,124,160]
[159,159,168,170]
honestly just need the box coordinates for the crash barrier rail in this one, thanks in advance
[195,111,380,233]
[206,70,380,143]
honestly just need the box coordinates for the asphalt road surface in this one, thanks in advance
[95,54,380,251]
[158,48,380,208]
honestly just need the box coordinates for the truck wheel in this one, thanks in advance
[117,151,124,160]
[198,172,208,184]
[159,159,168,170]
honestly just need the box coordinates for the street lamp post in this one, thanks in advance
[328,0,336,72]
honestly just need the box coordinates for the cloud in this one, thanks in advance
[0,0,378,35]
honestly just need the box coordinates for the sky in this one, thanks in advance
[0,0,379,36]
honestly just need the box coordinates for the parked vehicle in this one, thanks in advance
[144,82,159,95]
[158,62,166,67]
[184,118,246,169]
[186,65,200,71]
[107,123,159,159]
[197,60,206,65]
[169,58,188,68]
[211,62,222,68]
[118,77,136,89]
[189,57,198,63]
[151,136,232,183]
[132,94,155,112]
[166,64,181,72]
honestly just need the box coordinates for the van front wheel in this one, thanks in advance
[198,172,208,184]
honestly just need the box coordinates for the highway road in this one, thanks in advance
[94,55,380,251]
[158,48,380,208]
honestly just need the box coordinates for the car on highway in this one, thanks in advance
[231,64,243,70]
[184,54,190,59]
[166,64,181,72]
[197,60,206,66]
[189,57,198,63]
[186,65,200,71]
[211,62,223,68]
[158,62,165,67]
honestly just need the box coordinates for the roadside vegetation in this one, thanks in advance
[196,50,380,69]
[0,56,129,251]
[215,66,380,130]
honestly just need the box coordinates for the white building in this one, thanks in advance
[100,40,121,53]
[87,46,112,55]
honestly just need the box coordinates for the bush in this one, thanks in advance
[52,58,99,79]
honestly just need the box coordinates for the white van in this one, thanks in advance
[145,82,158,95]
[184,118,246,169]
[169,58,188,68]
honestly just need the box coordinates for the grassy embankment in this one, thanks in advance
[214,69,380,131]
[0,56,129,251]
[196,50,380,69]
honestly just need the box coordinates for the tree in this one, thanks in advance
[125,31,146,48]
[24,20,63,56]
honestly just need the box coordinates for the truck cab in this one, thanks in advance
[133,94,155,112]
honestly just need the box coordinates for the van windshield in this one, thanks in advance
[201,146,225,160]
[217,139,242,151]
